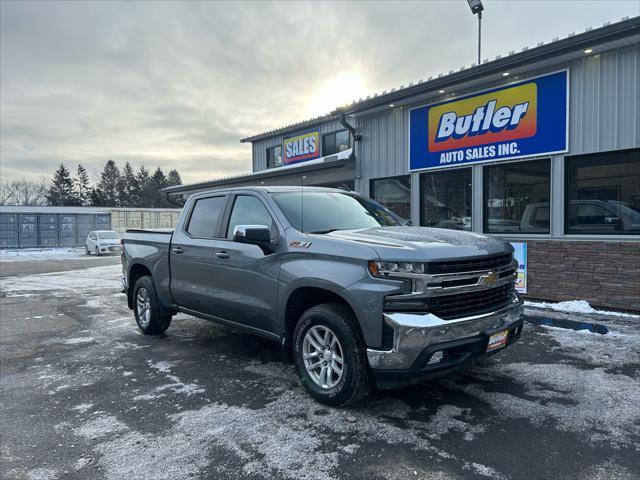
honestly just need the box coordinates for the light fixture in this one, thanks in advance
[502,71,510,77]
[584,48,593,54]
[388,103,395,108]
[438,89,445,94]
[467,0,484,64]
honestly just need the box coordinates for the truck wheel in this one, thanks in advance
[133,276,172,335]
[293,303,373,407]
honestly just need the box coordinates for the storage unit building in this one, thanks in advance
[0,207,182,248]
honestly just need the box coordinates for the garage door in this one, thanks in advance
[0,214,19,248]
[59,215,77,247]
[39,214,59,247]
[19,214,38,247]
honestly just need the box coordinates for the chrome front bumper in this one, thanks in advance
[367,294,524,370]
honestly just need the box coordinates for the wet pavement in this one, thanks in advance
[1,255,639,480]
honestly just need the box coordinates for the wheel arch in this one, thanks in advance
[282,285,362,363]
[127,263,152,309]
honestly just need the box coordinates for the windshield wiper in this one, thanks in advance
[308,228,342,234]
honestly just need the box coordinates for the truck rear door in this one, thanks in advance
[169,194,228,314]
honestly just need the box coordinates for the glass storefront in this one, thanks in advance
[566,149,640,234]
[484,159,551,234]
[420,168,472,231]
[370,176,411,221]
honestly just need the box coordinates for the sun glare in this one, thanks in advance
[307,73,367,116]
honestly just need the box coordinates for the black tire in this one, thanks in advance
[132,275,172,335]
[85,245,91,255]
[94,246,100,256]
[293,303,373,407]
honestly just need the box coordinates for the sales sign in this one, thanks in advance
[409,70,568,171]
[283,130,320,165]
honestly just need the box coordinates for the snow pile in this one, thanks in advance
[525,299,639,318]
[0,247,90,261]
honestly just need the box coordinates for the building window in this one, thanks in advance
[421,168,471,231]
[267,146,282,169]
[566,149,640,235]
[370,176,411,221]
[484,159,550,234]
[322,130,351,156]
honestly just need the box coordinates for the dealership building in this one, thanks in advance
[165,17,640,312]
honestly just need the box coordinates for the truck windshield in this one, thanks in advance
[271,191,402,233]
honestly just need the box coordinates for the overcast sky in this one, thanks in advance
[1,0,638,184]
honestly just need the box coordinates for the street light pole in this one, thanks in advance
[467,0,484,65]
[477,10,482,64]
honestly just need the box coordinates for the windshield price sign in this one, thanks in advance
[409,70,568,171]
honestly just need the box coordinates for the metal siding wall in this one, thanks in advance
[38,214,58,246]
[18,215,38,247]
[0,214,18,248]
[357,107,407,183]
[568,45,639,155]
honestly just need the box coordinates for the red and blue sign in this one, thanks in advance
[409,70,568,171]
[283,130,320,165]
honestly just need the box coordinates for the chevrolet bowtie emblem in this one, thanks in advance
[481,271,498,285]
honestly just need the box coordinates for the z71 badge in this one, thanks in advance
[289,240,312,249]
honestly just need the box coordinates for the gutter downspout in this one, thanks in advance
[339,113,362,192]
[339,114,360,161]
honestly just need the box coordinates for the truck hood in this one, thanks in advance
[325,226,512,262]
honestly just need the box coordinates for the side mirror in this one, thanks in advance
[233,225,271,246]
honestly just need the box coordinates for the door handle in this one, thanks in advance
[171,247,184,254]
[215,251,230,259]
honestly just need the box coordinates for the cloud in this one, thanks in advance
[1,1,638,183]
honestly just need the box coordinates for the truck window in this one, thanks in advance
[226,195,274,239]
[186,196,227,238]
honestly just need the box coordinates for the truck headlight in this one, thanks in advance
[368,261,425,277]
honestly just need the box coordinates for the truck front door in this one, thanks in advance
[211,194,281,335]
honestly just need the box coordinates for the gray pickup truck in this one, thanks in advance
[121,186,523,406]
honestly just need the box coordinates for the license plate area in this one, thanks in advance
[486,329,509,352]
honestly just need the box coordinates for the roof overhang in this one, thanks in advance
[162,151,354,195]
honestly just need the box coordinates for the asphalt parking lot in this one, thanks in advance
[1,251,639,480]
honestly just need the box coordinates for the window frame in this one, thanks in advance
[220,193,280,242]
[322,129,351,157]
[369,175,412,222]
[482,157,551,235]
[184,194,229,239]
[266,145,282,169]
[564,148,640,236]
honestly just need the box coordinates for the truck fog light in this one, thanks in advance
[428,351,444,364]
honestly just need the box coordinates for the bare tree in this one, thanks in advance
[0,178,49,206]
[0,179,16,205]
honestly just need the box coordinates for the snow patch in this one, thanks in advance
[64,337,95,345]
[73,415,129,440]
[525,300,639,318]
[0,264,121,296]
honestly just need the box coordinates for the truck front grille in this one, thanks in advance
[428,283,514,320]
[427,253,513,275]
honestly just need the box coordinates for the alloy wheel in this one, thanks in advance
[302,325,344,389]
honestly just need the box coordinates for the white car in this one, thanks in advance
[85,230,121,255]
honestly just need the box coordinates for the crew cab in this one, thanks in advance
[121,186,524,406]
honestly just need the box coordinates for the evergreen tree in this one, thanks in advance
[118,162,139,207]
[89,187,104,207]
[151,167,168,207]
[167,169,182,187]
[136,165,154,207]
[95,160,120,207]
[75,164,91,206]
[48,163,77,206]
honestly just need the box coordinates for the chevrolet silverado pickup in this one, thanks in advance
[121,186,523,406]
